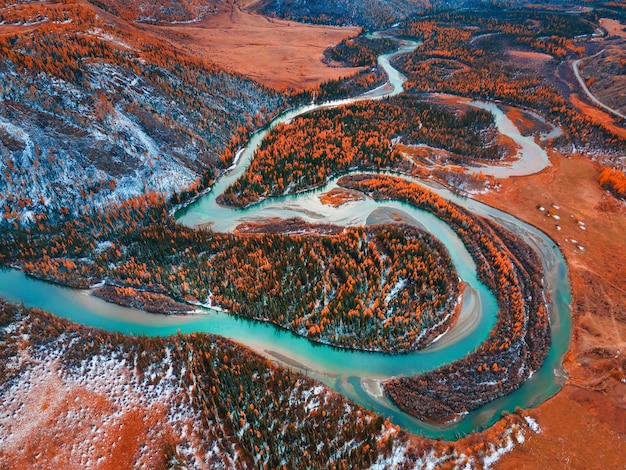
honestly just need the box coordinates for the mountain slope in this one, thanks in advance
[255,0,571,29]
[256,0,430,29]
[0,1,284,223]
[87,0,225,23]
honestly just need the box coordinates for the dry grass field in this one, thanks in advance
[479,152,626,468]
[139,0,361,90]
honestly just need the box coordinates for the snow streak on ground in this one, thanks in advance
[0,309,540,469]
[0,317,235,468]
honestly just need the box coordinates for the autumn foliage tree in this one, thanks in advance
[598,167,626,199]
[218,97,501,207]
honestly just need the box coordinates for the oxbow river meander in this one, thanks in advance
[0,33,571,439]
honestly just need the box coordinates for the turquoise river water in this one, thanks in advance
[0,34,571,440]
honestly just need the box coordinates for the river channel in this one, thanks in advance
[0,34,571,440]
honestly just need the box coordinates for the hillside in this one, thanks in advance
[1,299,550,469]
[581,18,626,116]
[254,0,570,29]
[87,0,225,23]
[255,0,430,29]
[137,0,362,91]
[0,1,284,223]
[1,1,625,468]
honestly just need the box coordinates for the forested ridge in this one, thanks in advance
[324,36,398,67]
[0,0,284,224]
[256,0,430,29]
[0,0,226,24]
[87,0,223,23]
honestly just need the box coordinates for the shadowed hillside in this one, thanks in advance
[255,0,430,29]
[87,0,224,23]
[254,0,568,29]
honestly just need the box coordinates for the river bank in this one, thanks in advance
[479,152,625,468]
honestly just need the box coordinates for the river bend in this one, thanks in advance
[0,34,571,439]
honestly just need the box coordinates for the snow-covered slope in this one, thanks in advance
[0,3,284,222]
[0,299,541,469]
[88,0,224,24]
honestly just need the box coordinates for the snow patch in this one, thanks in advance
[524,416,541,433]
[385,278,407,304]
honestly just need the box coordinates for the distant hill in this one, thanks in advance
[255,0,430,29]
[0,1,283,223]
[87,0,224,24]
[255,0,569,29]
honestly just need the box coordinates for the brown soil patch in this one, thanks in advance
[0,24,40,37]
[570,93,626,139]
[502,46,557,77]
[319,188,366,207]
[507,49,553,62]
[502,107,536,134]
[496,133,520,161]
[478,153,626,467]
[397,144,432,158]
[501,105,553,136]
[496,396,624,470]
[397,143,442,166]
[426,93,471,107]
[601,18,626,38]
[139,0,361,91]
[0,362,169,469]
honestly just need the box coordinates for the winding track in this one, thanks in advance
[572,50,626,121]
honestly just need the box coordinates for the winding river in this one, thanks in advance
[0,35,571,440]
